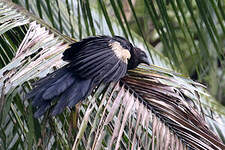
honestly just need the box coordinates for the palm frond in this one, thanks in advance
[123,67,225,149]
[0,0,225,149]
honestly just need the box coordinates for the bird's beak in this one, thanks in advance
[140,56,150,65]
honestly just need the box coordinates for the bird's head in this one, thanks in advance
[112,36,150,70]
[127,47,150,69]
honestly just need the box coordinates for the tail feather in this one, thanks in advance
[42,72,75,100]
[51,78,93,116]
[26,67,68,99]
[32,67,68,87]
[31,90,45,107]
[34,103,51,118]
[68,79,93,107]
[27,65,95,117]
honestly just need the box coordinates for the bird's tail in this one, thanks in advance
[26,65,94,117]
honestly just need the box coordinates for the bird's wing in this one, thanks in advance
[63,36,131,83]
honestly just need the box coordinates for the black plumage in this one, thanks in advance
[27,35,150,117]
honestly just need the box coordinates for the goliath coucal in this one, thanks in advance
[27,35,150,117]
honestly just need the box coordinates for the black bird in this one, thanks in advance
[27,35,150,117]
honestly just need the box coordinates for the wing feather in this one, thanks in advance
[100,60,120,79]
[63,36,130,83]
[103,62,127,83]
[63,36,110,61]
[74,44,110,58]
[78,55,116,77]
[73,49,113,67]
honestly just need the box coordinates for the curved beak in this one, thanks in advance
[140,56,150,65]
